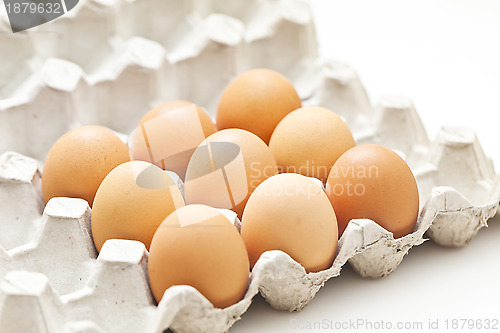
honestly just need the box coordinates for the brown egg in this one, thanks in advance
[184,129,278,218]
[269,106,355,183]
[42,125,130,207]
[326,144,419,238]
[216,68,302,144]
[148,204,250,308]
[241,173,338,273]
[91,161,184,251]
[130,100,217,180]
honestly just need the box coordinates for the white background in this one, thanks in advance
[232,1,500,332]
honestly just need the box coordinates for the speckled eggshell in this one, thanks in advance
[241,173,338,273]
[216,69,302,144]
[42,125,131,207]
[130,100,217,180]
[91,160,185,251]
[269,106,355,183]
[148,204,250,308]
[184,129,278,218]
[326,144,419,238]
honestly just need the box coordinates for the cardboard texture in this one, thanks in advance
[0,0,499,331]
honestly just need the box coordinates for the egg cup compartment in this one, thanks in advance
[0,240,156,333]
[1,0,500,331]
[0,152,43,250]
[0,153,96,295]
[413,126,499,247]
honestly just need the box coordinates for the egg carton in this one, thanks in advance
[1,0,499,332]
[0,0,317,160]
[0,144,498,333]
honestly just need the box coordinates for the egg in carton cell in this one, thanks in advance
[0,240,254,333]
[348,92,498,246]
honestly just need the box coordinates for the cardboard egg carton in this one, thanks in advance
[0,154,450,332]
[0,0,317,160]
[1,0,499,331]
[1,145,498,333]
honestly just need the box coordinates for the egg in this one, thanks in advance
[241,173,338,273]
[326,144,419,238]
[184,129,278,218]
[42,125,130,207]
[148,204,250,308]
[269,106,355,183]
[91,160,184,251]
[216,68,302,144]
[130,100,217,180]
